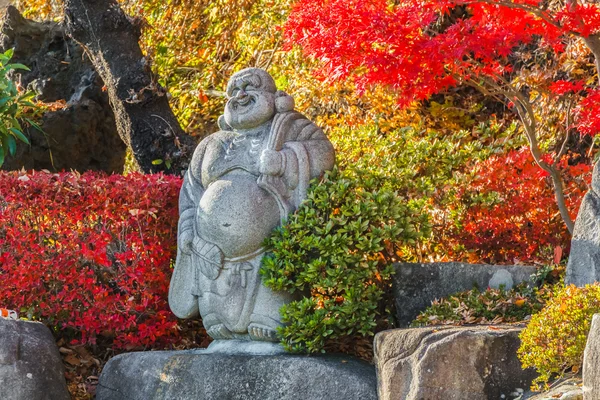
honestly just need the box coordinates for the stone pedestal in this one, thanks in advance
[374,326,536,400]
[96,341,377,400]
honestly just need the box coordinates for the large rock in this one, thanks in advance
[96,342,376,400]
[374,326,536,400]
[583,313,600,399]
[0,318,69,400]
[567,163,600,286]
[393,262,537,326]
[0,5,125,173]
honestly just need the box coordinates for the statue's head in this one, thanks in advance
[222,68,293,131]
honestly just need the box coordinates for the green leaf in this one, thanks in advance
[0,145,5,167]
[7,63,30,71]
[17,91,35,101]
[24,118,42,131]
[10,127,29,145]
[2,134,16,156]
[0,97,11,108]
[10,118,21,131]
[151,159,163,165]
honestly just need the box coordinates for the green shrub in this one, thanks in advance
[260,166,431,354]
[518,284,600,390]
[0,48,40,166]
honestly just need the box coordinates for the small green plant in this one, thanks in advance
[411,282,550,327]
[518,284,600,391]
[261,166,431,354]
[0,48,40,167]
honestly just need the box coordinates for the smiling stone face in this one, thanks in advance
[223,68,277,131]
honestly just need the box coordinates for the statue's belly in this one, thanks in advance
[196,171,280,258]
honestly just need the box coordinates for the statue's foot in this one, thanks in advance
[248,323,278,342]
[207,323,233,340]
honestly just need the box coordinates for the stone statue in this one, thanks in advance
[169,68,335,342]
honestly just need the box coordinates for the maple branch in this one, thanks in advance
[456,0,562,30]
[512,101,574,233]
[460,78,507,104]
[554,99,572,166]
[459,59,575,233]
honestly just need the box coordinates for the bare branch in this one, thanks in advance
[554,99,572,165]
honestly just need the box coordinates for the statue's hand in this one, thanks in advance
[178,229,194,255]
[192,237,224,280]
[259,149,284,176]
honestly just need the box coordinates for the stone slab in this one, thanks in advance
[0,318,69,400]
[393,262,537,327]
[374,325,536,400]
[96,345,377,400]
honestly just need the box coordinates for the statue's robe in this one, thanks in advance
[169,111,334,337]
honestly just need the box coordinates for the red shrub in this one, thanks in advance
[445,148,591,264]
[0,170,183,349]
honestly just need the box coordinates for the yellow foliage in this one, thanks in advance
[518,284,600,390]
[15,0,61,20]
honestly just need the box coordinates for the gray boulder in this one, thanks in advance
[583,314,600,399]
[393,262,537,326]
[96,343,377,400]
[374,326,536,400]
[0,318,69,400]
[567,162,600,286]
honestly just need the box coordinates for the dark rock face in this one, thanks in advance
[0,318,70,400]
[96,349,377,400]
[374,326,536,400]
[393,262,537,327]
[0,5,125,172]
[64,0,196,175]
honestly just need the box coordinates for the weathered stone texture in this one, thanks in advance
[393,262,536,327]
[374,326,536,400]
[518,378,582,400]
[567,180,600,286]
[0,318,69,400]
[96,349,377,400]
[583,314,600,400]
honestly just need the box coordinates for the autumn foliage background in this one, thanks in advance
[4,0,600,342]
[2,0,600,396]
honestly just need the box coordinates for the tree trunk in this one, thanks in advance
[584,34,600,81]
[63,0,196,175]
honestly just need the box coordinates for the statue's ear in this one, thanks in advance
[218,115,232,131]
[275,91,295,113]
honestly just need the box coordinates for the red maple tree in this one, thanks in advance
[285,0,600,233]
